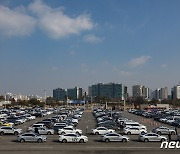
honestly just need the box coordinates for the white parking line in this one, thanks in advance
[29,147,54,149]
[85,146,160,150]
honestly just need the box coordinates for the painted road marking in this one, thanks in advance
[29,146,53,149]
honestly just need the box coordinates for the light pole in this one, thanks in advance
[44,90,46,109]
[123,98,126,111]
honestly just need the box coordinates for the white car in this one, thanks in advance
[139,133,167,142]
[58,126,82,135]
[36,127,54,135]
[59,133,88,143]
[26,114,36,120]
[123,127,147,135]
[28,124,46,131]
[101,132,129,142]
[0,126,22,135]
[72,118,78,124]
[152,126,176,135]
[125,123,147,130]
[92,127,115,135]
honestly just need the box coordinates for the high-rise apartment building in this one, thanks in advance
[53,88,67,101]
[132,85,150,99]
[53,87,83,101]
[171,85,180,99]
[67,87,83,100]
[89,83,127,101]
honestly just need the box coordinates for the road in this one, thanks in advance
[0,111,179,154]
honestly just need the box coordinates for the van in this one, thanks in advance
[124,121,146,130]
[28,124,45,131]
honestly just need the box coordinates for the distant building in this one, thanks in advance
[53,87,84,101]
[159,87,168,100]
[89,83,127,101]
[132,85,150,100]
[67,87,83,100]
[151,87,168,101]
[151,89,160,100]
[171,85,180,99]
[53,88,67,101]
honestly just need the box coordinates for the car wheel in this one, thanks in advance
[20,139,25,143]
[79,139,84,143]
[0,132,4,135]
[47,132,51,135]
[161,138,166,142]
[62,139,67,143]
[127,132,131,135]
[157,132,161,135]
[122,138,127,142]
[37,139,42,143]
[95,132,99,135]
[14,131,19,135]
[105,138,110,143]
[144,138,149,142]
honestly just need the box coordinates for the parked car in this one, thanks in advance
[0,126,22,135]
[0,121,13,127]
[59,133,88,143]
[123,127,147,135]
[17,133,47,143]
[28,124,46,131]
[35,127,54,135]
[152,126,176,135]
[138,133,167,142]
[124,122,147,130]
[58,126,82,135]
[101,132,129,142]
[92,127,115,135]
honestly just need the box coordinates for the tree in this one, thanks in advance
[149,98,159,105]
[132,96,147,108]
[0,95,5,101]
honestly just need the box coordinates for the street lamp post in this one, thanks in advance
[44,90,46,109]
[123,99,126,111]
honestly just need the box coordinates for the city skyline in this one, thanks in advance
[1,0,180,96]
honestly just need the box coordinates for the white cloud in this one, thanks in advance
[0,5,36,37]
[84,34,103,43]
[29,0,94,39]
[0,0,94,39]
[112,66,132,76]
[128,55,151,67]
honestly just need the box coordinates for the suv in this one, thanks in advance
[28,124,46,131]
[0,126,22,135]
[152,126,176,135]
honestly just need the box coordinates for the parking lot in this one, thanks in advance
[0,108,180,154]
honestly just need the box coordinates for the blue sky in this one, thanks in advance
[0,0,180,96]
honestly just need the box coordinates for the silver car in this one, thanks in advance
[139,133,167,142]
[101,132,129,142]
[152,126,176,135]
[36,127,54,135]
[17,133,47,143]
[0,126,22,135]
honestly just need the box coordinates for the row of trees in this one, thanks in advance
[92,95,180,107]
[1,95,180,108]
